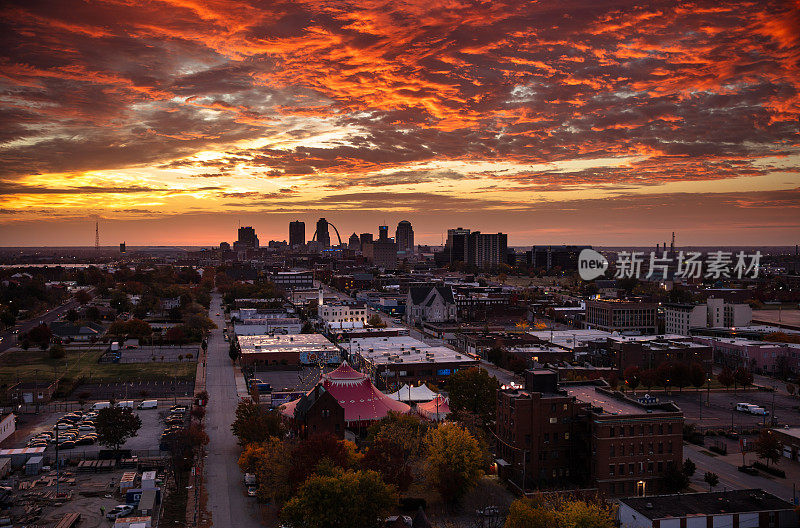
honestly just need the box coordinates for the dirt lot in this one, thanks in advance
[3,465,166,527]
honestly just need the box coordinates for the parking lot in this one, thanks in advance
[12,400,189,457]
[654,389,800,430]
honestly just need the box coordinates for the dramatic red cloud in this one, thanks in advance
[0,0,798,244]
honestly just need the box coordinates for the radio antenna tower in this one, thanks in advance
[95,218,100,250]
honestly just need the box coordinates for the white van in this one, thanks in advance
[137,400,158,410]
[117,401,135,409]
[736,403,753,413]
[91,401,110,411]
[749,406,769,415]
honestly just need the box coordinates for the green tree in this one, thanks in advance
[281,467,397,528]
[703,471,719,491]
[228,340,240,361]
[753,428,782,467]
[230,400,285,445]
[447,367,500,426]
[663,465,690,493]
[95,406,142,455]
[423,422,485,504]
[683,458,696,478]
[48,343,65,359]
[367,314,386,328]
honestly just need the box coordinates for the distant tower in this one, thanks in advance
[316,218,331,249]
[670,232,675,254]
[289,220,305,247]
[348,233,360,250]
[119,242,126,253]
[95,219,99,250]
[395,220,414,253]
[378,225,389,241]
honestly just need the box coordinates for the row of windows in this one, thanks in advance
[609,441,672,457]
[608,460,667,477]
[608,423,673,437]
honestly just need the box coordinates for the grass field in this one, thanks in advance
[0,346,196,388]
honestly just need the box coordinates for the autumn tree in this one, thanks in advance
[363,412,428,491]
[671,362,691,392]
[718,367,734,391]
[623,365,640,393]
[689,362,706,390]
[424,422,486,504]
[447,367,500,426]
[504,497,615,528]
[230,400,285,445]
[238,438,293,504]
[733,367,753,391]
[367,314,387,328]
[753,429,782,467]
[95,406,142,456]
[289,433,360,489]
[281,467,397,528]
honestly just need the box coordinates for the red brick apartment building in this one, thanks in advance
[496,370,683,497]
[496,371,590,489]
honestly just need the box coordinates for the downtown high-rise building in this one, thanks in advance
[289,220,305,247]
[395,220,414,253]
[316,218,331,249]
[378,225,389,241]
[236,226,259,248]
[445,227,507,269]
[446,227,470,263]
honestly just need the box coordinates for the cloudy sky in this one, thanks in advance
[1,0,798,246]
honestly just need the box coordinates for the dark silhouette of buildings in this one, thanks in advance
[235,226,259,249]
[396,220,414,253]
[289,220,305,247]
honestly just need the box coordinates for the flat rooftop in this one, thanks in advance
[349,336,430,351]
[350,336,476,365]
[566,385,651,416]
[238,334,338,355]
[620,489,794,519]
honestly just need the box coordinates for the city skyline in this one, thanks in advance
[1,0,799,246]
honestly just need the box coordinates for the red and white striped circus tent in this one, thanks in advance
[280,361,410,427]
[417,394,450,422]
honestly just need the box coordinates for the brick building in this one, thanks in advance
[586,300,657,334]
[565,384,683,497]
[496,371,684,497]
[283,385,345,439]
[496,371,590,489]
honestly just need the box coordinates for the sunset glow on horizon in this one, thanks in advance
[1,0,799,246]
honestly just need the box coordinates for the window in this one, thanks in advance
[609,465,615,477]
[564,432,570,440]
[549,417,557,424]
[609,426,616,437]
[610,445,615,457]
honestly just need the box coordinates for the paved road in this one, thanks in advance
[203,293,262,528]
[0,297,81,354]
[684,444,798,503]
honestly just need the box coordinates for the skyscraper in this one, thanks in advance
[236,226,259,248]
[359,233,373,246]
[289,220,305,247]
[348,232,360,250]
[446,227,470,263]
[468,232,507,269]
[316,218,331,249]
[395,220,414,253]
[378,225,389,241]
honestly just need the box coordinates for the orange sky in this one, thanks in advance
[1,0,799,246]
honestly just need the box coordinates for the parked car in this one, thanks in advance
[76,436,95,445]
[106,505,134,520]
[54,423,73,430]
[58,440,76,449]
[476,507,500,517]
[78,425,95,432]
